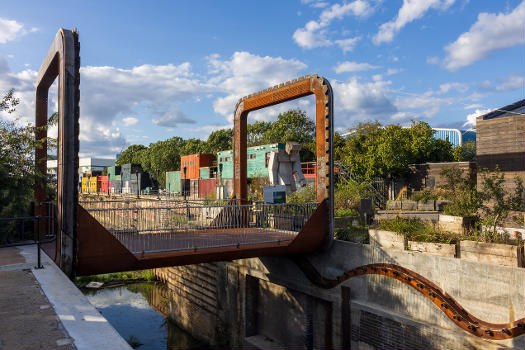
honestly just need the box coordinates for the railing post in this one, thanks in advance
[35,216,43,269]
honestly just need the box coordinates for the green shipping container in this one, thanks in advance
[113,174,121,181]
[166,171,181,193]
[218,143,284,180]
[199,167,210,180]
[107,166,121,181]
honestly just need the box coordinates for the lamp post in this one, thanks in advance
[134,169,139,199]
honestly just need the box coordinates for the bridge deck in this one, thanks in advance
[115,228,297,254]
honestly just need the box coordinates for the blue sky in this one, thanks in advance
[0,0,523,158]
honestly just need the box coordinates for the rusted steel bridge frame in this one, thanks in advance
[233,74,334,248]
[34,29,80,277]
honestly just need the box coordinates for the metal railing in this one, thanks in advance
[0,202,57,268]
[82,201,317,254]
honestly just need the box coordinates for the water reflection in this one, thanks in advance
[83,282,209,350]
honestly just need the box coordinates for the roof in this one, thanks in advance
[479,99,525,120]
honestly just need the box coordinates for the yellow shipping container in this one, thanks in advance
[81,177,89,193]
[89,176,99,193]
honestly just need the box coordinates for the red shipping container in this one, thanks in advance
[180,153,216,179]
[198,179,217,199]
[98,176,109,193]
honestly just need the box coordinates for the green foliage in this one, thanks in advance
[335,208,358,217]
[287,184,316,203]
[340,121,454,180]
[205,128,233,152]
[334,179,372,214]
[247,121,271,146]
[377,217,459,244]
[440,166,481,217]
[116,144,147,165]
[452,141,476,161]
[409,189,438,202]
[75,269,157,287]
[478,168,524,236]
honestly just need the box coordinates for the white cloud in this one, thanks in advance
[386,68,403,75]
[464,103,483,110]
[334,37,361,53]
[444,1,525,70]
[331,77,399,125]
[464,108,492,128]
[494,74,524,92]
[152,109,195,127]
[293,0,372,50]
[122,117,138,126]
[426,56,440,65]
[0,18,36,44]
[334,61,379,73]
[373,0,457,45]
[207,51,308,122]
[438,82,469,94]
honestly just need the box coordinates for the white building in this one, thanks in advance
[47,157,115,177]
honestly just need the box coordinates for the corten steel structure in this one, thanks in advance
[34,29,80,277]
[233,74,334,249]
[34,30,523,341]
[74,75,335,276]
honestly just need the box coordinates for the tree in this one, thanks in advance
[452,141,476,161]
[205,128,233,153]
[340,121,454,180]
[180,138,206,156]
[0,89,52,242]
[247,121,271,146]
[116,144,147,165]
[261,109,315,145]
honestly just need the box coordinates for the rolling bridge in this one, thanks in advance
[35,29,334,277]
[32,29,524,341]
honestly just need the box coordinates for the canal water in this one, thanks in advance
[83,282,210,350]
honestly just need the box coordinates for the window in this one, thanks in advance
[249,154,256,159]
[265,152,271,168]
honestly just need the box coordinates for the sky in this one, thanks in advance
[0,0,523,158]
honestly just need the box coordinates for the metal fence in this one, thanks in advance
[82,200,318,254]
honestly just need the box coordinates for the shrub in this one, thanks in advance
[439,166,481,217]
[335,208,358,217]
[335,226,369,244]
[376,217,459,244]
[334,179,372,214]
[409,189,438,202]
[287,184,316,203]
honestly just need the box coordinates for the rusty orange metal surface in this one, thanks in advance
[293,259,525,340]
[34,29,80,276]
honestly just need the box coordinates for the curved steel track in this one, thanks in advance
[293,259,524,340]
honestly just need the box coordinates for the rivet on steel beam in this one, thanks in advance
[393,271,400,276]
[468,325,477,331]
[417,283,424,289]
[428,292,435,298]
[502,329,511,335]
[441,303,448,309]
[485,330,493,336]
[517,323,524,328]
[404,276,411,281]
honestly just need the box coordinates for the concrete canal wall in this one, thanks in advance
[156,240,525,350]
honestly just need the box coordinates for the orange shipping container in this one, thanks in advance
[180,154,215,179]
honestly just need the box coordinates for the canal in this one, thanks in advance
[82,282,211,350]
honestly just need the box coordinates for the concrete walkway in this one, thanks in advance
[0,245,132,350]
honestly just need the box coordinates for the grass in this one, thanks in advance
[75,269,157,287]
[376,217,460,244]
[335,226,370,244]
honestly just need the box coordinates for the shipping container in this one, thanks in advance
[180,154,216,179]
[198,179,217,199]
[189,179,199,199]
[121,163,142,181]
[98,176,109,193]
[166,170,181,194]
[89,177,99,193]
[107,166,121,181]
[112,180,122,194]
[217,143,284,180]
[199,167,211,180]
[81,177,89,193]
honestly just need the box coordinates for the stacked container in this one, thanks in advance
[166,171,181,194]
[180,154,215,179]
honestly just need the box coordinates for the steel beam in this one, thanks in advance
[34,29,80,277]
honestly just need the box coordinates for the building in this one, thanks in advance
[432,128,476,147]
[47,157,115,177]
[476,99,525,199]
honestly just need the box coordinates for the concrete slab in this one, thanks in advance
[18,245,132,350]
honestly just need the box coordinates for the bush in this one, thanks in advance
[376,217,459,244]
[287,184,316,203]
[334,179,372,214]
[409,189,438,202]
[439,166,481,217]
[335,208,358,217]
[335,226,369,244]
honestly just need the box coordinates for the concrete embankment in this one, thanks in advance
[156,240,525,350]
[0,245,131,350]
